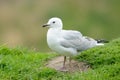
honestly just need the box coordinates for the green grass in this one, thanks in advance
[0,47,57,80]
[0,38,120,80]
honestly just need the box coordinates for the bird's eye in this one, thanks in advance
[53,21,55,23]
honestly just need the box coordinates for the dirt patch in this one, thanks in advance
[46,56,90,72]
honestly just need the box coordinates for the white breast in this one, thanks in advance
[47,28,77,56]
[47,28,61,51]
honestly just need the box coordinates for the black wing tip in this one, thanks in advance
[95,39,109,43]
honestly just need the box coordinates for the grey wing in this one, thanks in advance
[62,30,82,40]
[60,30,97,51]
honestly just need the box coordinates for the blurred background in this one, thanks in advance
[0,0,120,52]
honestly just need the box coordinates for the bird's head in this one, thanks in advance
[42,17,63,29]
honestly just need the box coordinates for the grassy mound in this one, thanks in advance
[75,38,120,80]
[0,38,120,80]
[76,38,120,69]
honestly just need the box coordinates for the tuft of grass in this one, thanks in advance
[0,38,120,80]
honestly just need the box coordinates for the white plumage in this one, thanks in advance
[42,17,104,71]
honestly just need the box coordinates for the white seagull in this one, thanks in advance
[42,17,105,71]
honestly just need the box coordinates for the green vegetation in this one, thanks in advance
[0,47,56,80]
[0,38,120,80]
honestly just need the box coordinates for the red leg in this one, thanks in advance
[59,56,68,72]
[69,57,72,68]
[63,56,66,68]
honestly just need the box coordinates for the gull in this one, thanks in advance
[42,17,105,71]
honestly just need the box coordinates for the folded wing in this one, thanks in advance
[60,30,97,51]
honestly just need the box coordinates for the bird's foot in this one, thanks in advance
[59,67,68,72]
